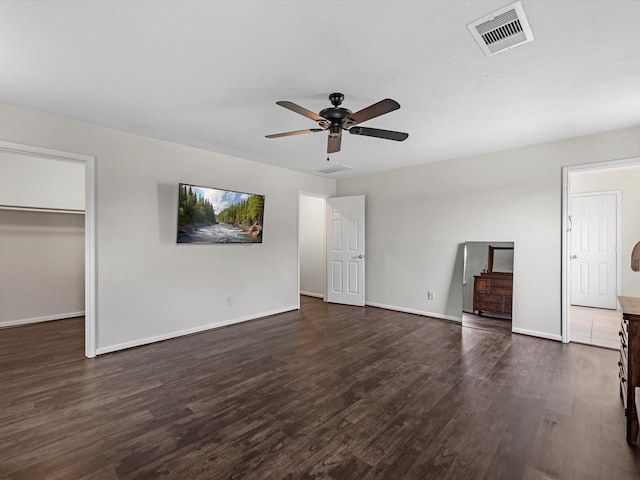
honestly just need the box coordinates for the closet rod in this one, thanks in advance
[0,204,85,215]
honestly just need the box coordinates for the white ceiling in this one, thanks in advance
[1,1,640,178]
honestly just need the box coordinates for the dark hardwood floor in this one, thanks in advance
[462,312,512,335]
[1,296,638,479]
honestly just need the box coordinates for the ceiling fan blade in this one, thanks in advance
[327,132,342,153]
[266,128,323,139]
[346,98,400,126]
[276,101,325,122]
[348,127,408,141]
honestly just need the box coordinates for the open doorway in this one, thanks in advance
[0,141,96,357]
[298,192,367,308]
[562,157,640,348]
[298,192,328,304]
[568,190,619,349]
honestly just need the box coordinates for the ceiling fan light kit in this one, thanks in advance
[266,92,408,154]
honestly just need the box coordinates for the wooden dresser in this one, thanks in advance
[618,296,640,443]
[473,272,513,316]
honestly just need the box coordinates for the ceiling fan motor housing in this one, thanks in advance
[320,93,353,133]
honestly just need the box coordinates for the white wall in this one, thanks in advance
[299,194,326,297]
[0,102,336,353]
[0,150,85,211]
[0,210,85,326]
[570,166,640,297]
[336,125,640,340]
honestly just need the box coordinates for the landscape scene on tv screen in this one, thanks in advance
[177,183,264,244]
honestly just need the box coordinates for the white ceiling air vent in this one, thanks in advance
[467,1,533,57]
[315,164,354,175]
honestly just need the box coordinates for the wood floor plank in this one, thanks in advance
[0,296,638,479]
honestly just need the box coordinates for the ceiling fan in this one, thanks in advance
[266,92,409,154]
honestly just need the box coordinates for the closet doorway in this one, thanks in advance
[0,141,96,357]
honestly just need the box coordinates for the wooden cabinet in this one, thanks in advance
[618,296,640,443]
[473,272,513,316]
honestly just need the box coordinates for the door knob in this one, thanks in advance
[571,255,578,259]
[353,254,364,259]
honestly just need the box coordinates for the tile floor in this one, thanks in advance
[569,305,620,349]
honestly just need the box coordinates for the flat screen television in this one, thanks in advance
[177,183,264,244]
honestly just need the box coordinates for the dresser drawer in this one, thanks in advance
[475,278,489,294]
[489,282,513,295]
[620,333,628,359]
[620,318,628,344]
[474,298,505,312]
[618,296,640,443]
[619,307,629,411]
[620,350,628,378]
[621,368,628,410]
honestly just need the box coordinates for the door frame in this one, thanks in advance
[297,191,329,309]
[561,156,640,343]
[0,140,97,358]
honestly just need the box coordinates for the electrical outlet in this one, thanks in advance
[226,296,232,305]
[427,291,435,300]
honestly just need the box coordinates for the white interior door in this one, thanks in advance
[570,193,617,309]
[326,195,365,306]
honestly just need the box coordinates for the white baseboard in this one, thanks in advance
[300,291,324,299]
[0,311,85,328]
[95,305,299,355]
[512,327,562,342]
[366,304,561,341]
[365,301,462,323]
